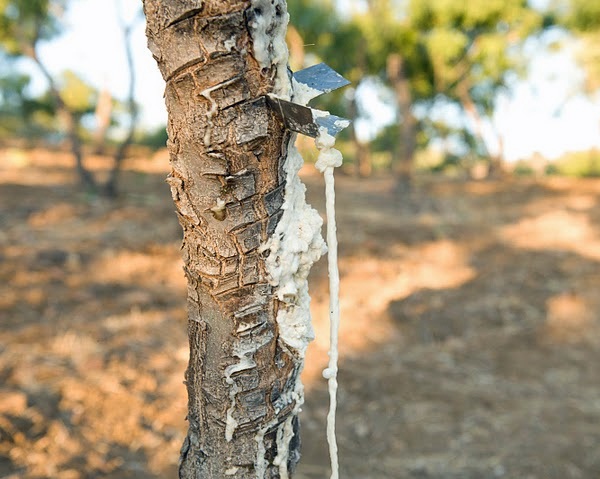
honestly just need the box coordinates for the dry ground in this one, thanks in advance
[1,148,600,479]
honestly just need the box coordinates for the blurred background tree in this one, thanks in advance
[0,0,142,196]
[0,0,599,193]
[287,0,554,195]
[409,0,545,178]
[0,0,97,188]
[558,0,600,93]
[0,64,55,139]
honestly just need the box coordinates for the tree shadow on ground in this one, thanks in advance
[3,155,600,478]
[1,164,189,478]
[297,175,600,479]
[299,240,600,479]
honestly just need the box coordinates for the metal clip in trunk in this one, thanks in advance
[265,63,351,138]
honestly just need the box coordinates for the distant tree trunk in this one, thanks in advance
[348,89,371,177]
[286,24,304,71]
[487,123,505,179]
[456,80,505,179]
[356,141,372,177]
[24,46,97,191]
[387,53,416,196]
[144,1,309,477]
[93,87,113,155]
[22,12,139,197]
[487,142,505,178]
[105,17,139,198]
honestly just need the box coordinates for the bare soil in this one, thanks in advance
[1,148,600,479]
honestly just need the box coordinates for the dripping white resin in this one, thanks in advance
[245,1,344,478]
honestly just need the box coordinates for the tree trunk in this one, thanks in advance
[105,20,138,198]
[455,80,505,179]
[286,24,304,71]
[387,53,416,196]
[144,1,317,477]
[25,47,97,191]
[487,145,505,178]
[93,87,113,155]
[356,141,372,177]
[487,122,506,179]
[348,90,371,177]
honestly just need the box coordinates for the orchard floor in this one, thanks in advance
[1,148,600,479]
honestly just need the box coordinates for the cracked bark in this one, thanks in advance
[143,1,302,478]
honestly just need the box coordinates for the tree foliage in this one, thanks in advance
[0,52,55,139]
[0,0,65,55]
[555,0,600,93]
[0,0,143,195]
[409,0,544,169]
[58,70,97,115]
[288,0,548,180]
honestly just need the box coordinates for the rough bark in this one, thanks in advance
[143,1,303,477]
[387,53,416,196]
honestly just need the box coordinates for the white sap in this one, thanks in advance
[315,128,342,479]
[248,1,343,477]
[247,0,292,99]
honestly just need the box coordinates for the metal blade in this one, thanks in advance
[266,96,319,137]
[266,96,351,138]
[292,63,351,99]
[314,113,351,137]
